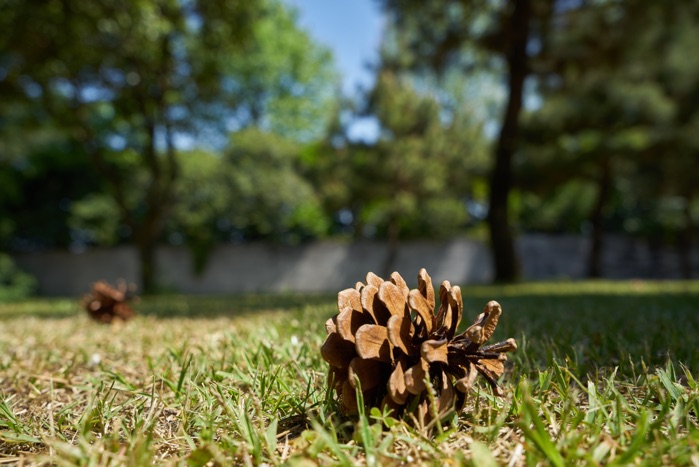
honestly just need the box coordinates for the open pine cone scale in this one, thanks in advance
[321,268,517,418]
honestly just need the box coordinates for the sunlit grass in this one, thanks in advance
[1,280,698,464]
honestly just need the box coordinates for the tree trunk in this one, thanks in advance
[586,157,612,278]
[487,0,530,283]
[678,195,694,279]
[137,239,157,295]
[133,201,171,294]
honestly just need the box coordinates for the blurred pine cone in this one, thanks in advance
[321,269,516,422]
[83,280,137,323]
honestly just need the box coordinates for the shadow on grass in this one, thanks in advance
[139,293,335,319]
[0,293,336,320]
[459,289,699,377]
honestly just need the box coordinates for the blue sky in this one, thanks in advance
[279,2,514,142]
[283,0,385,140]
[284,0,385,96]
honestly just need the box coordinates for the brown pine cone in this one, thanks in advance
[82,280,137,323]
[321,269,516,421]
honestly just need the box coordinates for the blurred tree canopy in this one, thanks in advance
[223,1,339,141]
[0,0,338,291]
[314,59,488,274]
[311,69,488,274]
[378,0,699,279]
[520,0,699,277]
[377,0,554,282]
[1,0,698,288]
[162,132,329,275]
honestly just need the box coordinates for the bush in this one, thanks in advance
[0,253,37,300]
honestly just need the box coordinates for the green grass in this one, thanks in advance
[1,280,699,465]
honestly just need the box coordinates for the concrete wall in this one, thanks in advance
[13,235,698,296]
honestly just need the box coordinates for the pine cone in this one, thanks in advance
[82,280,137,323]
[321,269,517,421]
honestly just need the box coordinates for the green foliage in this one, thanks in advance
[520,0,699,244]
[366,71,487,239]
[166,150,230,273]
[0,254,36,301]
[225,0,339,141]
[0,141,104,250]
[313,69,488,241]
[68,194,122,247]
[377,0,547,281]
[519,181,596,233]
[165,139,332,273]
[1,0,264,290]
[377,0,699,280]
[2,0,698,286]
[223,128,330,243]
[0,0,340,290]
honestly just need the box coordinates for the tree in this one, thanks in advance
[520,0,699,277]
[648,2,699,278]
[0,0,338,291]
[223,0,339,142]
[0,0,262,291]
[165,149,230,275]
[0,137,106,251]
[223,127,330,243]
[377,0,556,282]
[308,64,488,275]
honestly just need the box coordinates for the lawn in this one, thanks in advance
[1,280,699,465]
